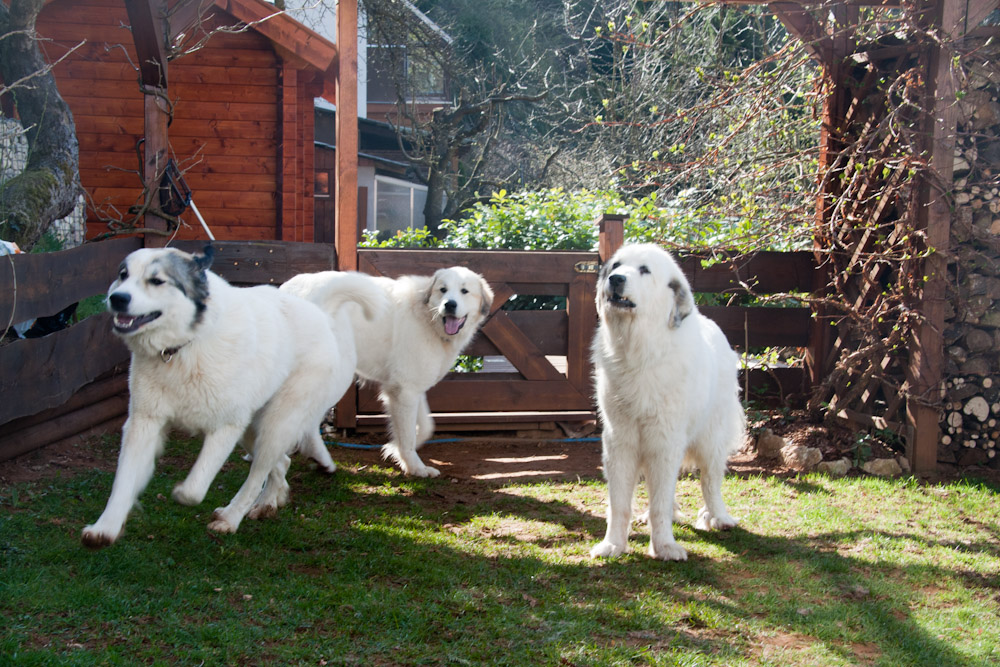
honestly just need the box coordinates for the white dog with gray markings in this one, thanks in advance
[590,244,744,561]
[282,266,493,477]
[82,246,385,548]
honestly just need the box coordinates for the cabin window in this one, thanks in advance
[314,171,331,198]
[374,175,427,233]
[367,44,447,103]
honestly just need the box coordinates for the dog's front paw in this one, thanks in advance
[207,509,238,534]
[649,540,688,561]
[406,464,440,478]
[171,483,203,506]
[590,540,626,559]
[81,525,119,549]
[695,507,738,531]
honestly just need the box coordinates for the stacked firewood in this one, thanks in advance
[941,35,1000,466]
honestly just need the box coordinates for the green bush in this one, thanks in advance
[359,187,810,253]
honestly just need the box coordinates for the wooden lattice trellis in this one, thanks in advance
[763,0,999,471]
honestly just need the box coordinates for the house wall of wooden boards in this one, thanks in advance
[36,0,327,243]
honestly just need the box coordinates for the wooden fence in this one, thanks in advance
[0,222,822,462]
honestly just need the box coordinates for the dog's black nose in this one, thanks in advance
[608,274,626,291]
[444,299,458,314]
[108,292,131,312]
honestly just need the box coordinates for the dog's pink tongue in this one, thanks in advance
[444,315,466,335]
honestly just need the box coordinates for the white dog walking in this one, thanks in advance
[282,266,493,477]
[590,244,744,561]
[82,246,384,547]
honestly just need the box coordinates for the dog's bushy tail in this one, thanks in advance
[282,271,387,322]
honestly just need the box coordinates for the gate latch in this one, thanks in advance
[574,260,599,274]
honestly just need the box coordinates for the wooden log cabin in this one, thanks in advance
[35,0,340,244]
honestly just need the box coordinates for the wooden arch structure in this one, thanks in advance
[707,0,999,471]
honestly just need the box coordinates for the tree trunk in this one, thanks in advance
[0,0,81,250]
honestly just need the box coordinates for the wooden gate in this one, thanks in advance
[335,247,601,430]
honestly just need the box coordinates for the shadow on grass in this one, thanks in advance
[1,440,997,665]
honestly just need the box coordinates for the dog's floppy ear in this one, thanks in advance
[195,244,215,273]
[423,270,443,305]
[478,275,495,317]
[668,278,694,329]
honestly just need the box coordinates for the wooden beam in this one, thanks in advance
[125,0,169,88]
[598,214,624,263]
[905,0,965,473]
[336,0,359,271]
[768,2,834,68]
[222,0,337,72]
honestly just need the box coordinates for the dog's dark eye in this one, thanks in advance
[148,277,165,286]
[461,288,468,294]
[611,262,620,270]
[439,286,447,294]
[639,265,650,275]
[118,268,128,281]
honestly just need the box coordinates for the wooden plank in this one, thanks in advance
[0,372,127,435]
[172,240,336,284]
[0,237,141,324]
[357,378,592,413]
[426,379,593,412]
[464,310,568,357]
[78,134,277,156]
[0,393,129,463]
[700,306,813,348]
[79,169,276,192]
[359,249,596,285]
[59,61,278,87]
[678,251,817,294]
[0,314,130,424]
[479,312,566,381]
[355,411,596,429]
[567,272,597,390]
[89,188,276,210]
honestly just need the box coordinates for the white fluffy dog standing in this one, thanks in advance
[81,246,384,548]
[590,244,744,561]
[282,266,494,477]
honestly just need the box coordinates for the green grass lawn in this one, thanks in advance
[2,436,999,666]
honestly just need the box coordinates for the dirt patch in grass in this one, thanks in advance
[3,411,999,488]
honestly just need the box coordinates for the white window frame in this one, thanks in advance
[373,174,427,231]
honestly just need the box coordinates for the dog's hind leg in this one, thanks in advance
[208,410,303,533]
[296,429,336,474]
[382,389,439,477]
[414,394,435,451]
[693,443,738,531]
[82,417,166,548]
[248,452,291,520]
[172,423,246,506]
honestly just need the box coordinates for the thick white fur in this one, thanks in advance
[81,247,384,548]
[282,266,493,477]
[589,244,745,561]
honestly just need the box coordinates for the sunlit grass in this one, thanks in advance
[1,436,998,665]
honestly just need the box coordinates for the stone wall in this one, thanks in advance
[941,35,1000,466]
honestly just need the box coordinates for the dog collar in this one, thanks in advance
[159,341,190,363]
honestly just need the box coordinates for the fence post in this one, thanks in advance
[598,214,624,263]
